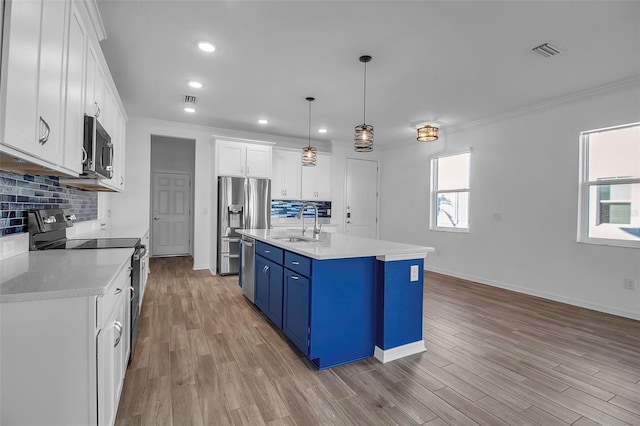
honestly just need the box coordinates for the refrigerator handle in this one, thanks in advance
[243,178,249,230]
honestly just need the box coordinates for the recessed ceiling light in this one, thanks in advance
[184,107,195,113]
[258,119,268,125]
[188,81,203,89]
[318,128,328,134]
[198,42,215,53]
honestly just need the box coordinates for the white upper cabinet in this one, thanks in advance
[301,153,331,201]
[1,0,127,188]
[61,1,87,175]
[216,140,272,178]
[1,0,67,169]
[272,149,301,200]
[245,144,272,178]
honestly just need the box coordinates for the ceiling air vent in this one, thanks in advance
[532,43,561,58]
[184,95,198,104]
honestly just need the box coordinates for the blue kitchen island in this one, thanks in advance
[238,229,434,369]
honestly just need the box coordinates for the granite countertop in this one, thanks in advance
[238,229,434,260]
[0,249,134,303]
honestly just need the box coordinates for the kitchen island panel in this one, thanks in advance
[310,256,376,369]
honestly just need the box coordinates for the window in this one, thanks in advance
[431,152,470,231]
[579,123,640,247]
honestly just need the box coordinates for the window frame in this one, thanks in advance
[430,150,471,233]
[577,122,640,249]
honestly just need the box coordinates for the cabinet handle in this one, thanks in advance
[113,321,123,347]
[264,250,270,254]
[291,261,300,265]
[121,176,124,185]
[291,275,299,280]
[39,117,50,145]
[114,287,123,295]
[95,101,101,118]
[130,287,135,301]
[263,265,269,276]
[81,147,88,164]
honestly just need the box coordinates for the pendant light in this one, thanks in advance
[354,55,373,152]
[417,123,439,142]
[302,97,317,166]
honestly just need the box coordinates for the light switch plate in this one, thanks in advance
[410,265,419,282]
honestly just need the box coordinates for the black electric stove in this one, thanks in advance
[28,208,144,365]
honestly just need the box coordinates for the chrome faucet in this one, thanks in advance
[296,202,322,238]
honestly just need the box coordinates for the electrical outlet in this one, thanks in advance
[624,278,636,290]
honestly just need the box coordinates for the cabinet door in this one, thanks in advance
[315,153,331,200]
[272,150,286,198]
[283,270,310,354]
[36,0,67,164]
[255,255,284,329]
[2,0,66,165]
[97,313,117,426]
[61,2,87,174]
[84,44,98,116]
[273,149,301,199]
[117,113,126,190]
[301,153,331,200]
[246,144,272,178]
[255,255,269,313]
[267,261,284,329]
[2,0,41,152]
[217,142,245,177]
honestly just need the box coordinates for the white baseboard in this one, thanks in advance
[374,341,426,363]
[425,266,640,321]
[192,264,210,271]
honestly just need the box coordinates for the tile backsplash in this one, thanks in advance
[271,200,331,219]
[0,170,97,236]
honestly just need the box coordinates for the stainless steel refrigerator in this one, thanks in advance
[217,176,271,275]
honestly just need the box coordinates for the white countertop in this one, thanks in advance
[0,248,133,303]
[238,229,434,260]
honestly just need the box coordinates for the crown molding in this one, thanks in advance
[83,0,107,41]
[129,116,331,150]
[448,76,640,134]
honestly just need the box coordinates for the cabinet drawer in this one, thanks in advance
[256,241,283,264]
[284,251,311,277]
[97,262,130,328]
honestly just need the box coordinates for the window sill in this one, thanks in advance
[577,238,639,249]
[430,226,469,234]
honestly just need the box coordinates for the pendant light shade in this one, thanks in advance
[354,55,373,152]
[302,97,317,166]
[417,124,439,142]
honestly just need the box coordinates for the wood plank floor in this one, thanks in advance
[116,256,640,426]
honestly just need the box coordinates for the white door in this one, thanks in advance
[345,158,378,238]
[152,172,191,256]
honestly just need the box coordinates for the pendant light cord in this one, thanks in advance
[308,99,312,148]
[362,61,367,124]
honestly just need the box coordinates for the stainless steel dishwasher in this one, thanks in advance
[240,236,256,303]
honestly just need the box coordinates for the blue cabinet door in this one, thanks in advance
[283,269,310,355]
[255,255,284,329]
[255,255,269,313]
[267,261,284,329]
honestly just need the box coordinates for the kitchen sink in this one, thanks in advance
[272,236,320,243]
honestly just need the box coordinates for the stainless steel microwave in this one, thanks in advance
[82,115,113,179]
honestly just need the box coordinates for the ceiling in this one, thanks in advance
[97,1,640,148]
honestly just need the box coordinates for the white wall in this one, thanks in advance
[111,116,383,272]
[110,118,213,270]
[379,80,640,320]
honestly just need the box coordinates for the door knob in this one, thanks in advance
[153,216,160,220]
